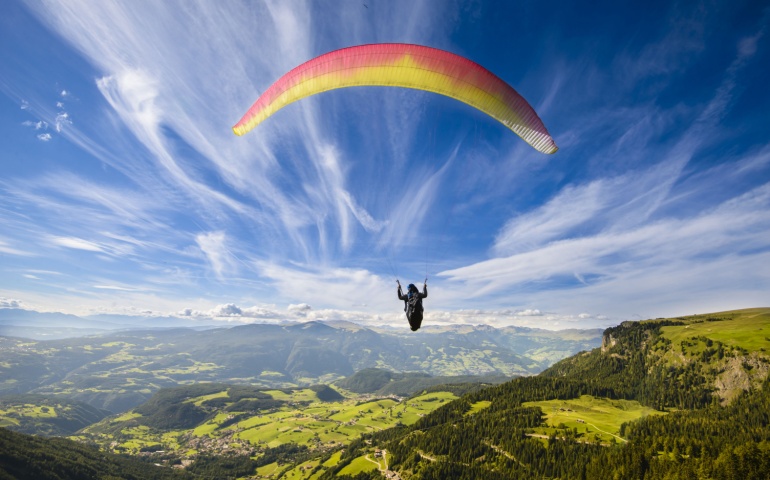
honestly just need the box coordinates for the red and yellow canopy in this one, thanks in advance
[233,43,557,154]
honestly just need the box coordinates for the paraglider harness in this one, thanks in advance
[399,280,425,331]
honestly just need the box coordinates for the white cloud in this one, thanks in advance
[49,236,104,252]
[211,303,242,317]
[93,285,142,291]
[96,70,247,217]
[177,303,284,322]
[0,298,22,308]
[494,180,606,255]
[37,133,52,142]
[258,262,393,312]
[22,120,47,130]
[196,231,238,279]
[288,303,312,312]
[0,288,598,329]
[54,111,71,132]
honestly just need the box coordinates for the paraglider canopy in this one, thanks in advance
[233,43,557,154]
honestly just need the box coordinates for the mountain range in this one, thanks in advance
[0,309,601,412]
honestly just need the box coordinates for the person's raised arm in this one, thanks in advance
[397,280,406,300]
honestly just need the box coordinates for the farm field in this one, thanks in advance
[234,391,455,449]
[77,384,457,478]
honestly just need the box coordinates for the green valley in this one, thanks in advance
[75,383,459,479]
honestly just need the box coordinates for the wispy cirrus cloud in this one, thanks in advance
[22,0,456,264]
[49,236,104,252]
[196,231,240,280]
[93,284,145,292]
[441,163,770,318]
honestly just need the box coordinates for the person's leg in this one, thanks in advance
[409,312,423,331]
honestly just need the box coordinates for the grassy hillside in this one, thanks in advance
[0,394,109,436]
[522,395,664,445]
[544,307,770,407]
[321,308,770,479]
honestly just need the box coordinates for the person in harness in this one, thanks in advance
[397,280,428,331]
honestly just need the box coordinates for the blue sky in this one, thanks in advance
[1,0,768,329]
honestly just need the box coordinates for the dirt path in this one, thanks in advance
[585,422,627,443]
[364,454,381,469]
[417,449,436,462]
[484,441,528,469]
[364,450,402,480]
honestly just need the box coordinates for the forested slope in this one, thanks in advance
[322,308,770,479]
[0,426,193,480]
[0,394,109,436]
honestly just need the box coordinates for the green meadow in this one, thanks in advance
[466,400,492,415]
[0,395,110,436]
[523,395,665,444]
[659,308,770,353]
[0,404,57,419]
[0,404,53,429]
[336,455,379,476]
[234,391,456,449]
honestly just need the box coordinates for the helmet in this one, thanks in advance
[408,283,417,291]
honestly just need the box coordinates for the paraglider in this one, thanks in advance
[233,43,557,154]
[397,280,428,331]
[233,43,558,332]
